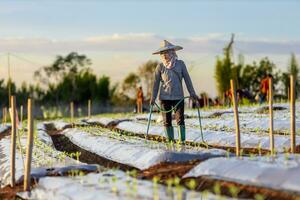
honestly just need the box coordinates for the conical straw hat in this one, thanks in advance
[152,40,183,55]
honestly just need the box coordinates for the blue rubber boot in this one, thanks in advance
[164,126,174,142]
[178,125,186,143]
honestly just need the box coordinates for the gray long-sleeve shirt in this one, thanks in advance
[151,60,196,101]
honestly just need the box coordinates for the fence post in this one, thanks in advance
[3,107,7,123]
[24,99,34,191]
[10,96,17,187]
[2,107,5,124]
[20,105,23,126]
[70,101,74,121]
[288,87,290,102]
[269,77,274,155]
[88,99,91,118]
[290,75,296,153]
[230,79,241,157]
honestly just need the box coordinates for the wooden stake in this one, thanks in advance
[3,107,7,124]
[288,87,290,102]
[231,80,241,157]
[5,107,7,123]
[290,75,296,153]
[2,107,5,124]
[70,101,74,120]
[88,99,91,118]
[20,105,23,125]
[269,77,274,155]
[10,96,17,187]
[24,99,34,191]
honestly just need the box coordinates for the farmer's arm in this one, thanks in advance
[182,61,196,96]
[151,65,161,102]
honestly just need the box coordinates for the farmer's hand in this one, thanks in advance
[190,94,200,107]
[150,98,156,105]
[190,94,199,102]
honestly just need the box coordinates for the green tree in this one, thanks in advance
[214,56,233,97]
[74,69,98,102]
[281,53,299,98]
[97,75,110,104]
[138,60,158,97]
[35,52,92,84]
[214,34,234,99]
[35,52,92,103]
[239,57,280,97]
[122,72,140,99]
[231,54,244,89]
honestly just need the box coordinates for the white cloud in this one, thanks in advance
[84,33,158,42]
[1,33,299,55]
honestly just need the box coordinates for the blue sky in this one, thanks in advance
[0,0,299,96]
[1,0,300,39]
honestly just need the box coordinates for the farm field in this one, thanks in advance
[1,103,300,199]
[2,1,300,199]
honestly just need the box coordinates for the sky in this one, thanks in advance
[0,0,300,97]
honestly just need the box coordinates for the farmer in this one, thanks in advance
[150,40,199,143]
[259,74,272,103]
[136,86,144,113]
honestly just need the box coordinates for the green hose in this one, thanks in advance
[146,96,205,143]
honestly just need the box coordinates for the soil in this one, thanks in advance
[207,111,233,118]
[0,127,11,140]
[139,160,201,182]
[181,176,300,200]
[0,183,31,200]
[256,106,287,114]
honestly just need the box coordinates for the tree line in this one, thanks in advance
[0,52,157,108]
[215,41,299,103]
[0,49,298,109]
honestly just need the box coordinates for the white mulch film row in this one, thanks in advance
[1,102,299,199]
[0,128,83,186]
[0,122,229,200]
[84,115,299,152]
[61,121,300,195]
[18,170,231,200]
[62,128,228,170]
[184,156,300,194]
[133,105,300,133]
[116,120,300,152]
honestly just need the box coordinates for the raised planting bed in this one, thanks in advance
[184,112,300,135]
[17,169,234,200]
[0,129,99,199]
[115,120,300,154]
[182,156,300,200]
[48,127,228,172]
[0,133,99,185]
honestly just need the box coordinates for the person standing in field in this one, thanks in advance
[136,86,144,113]
[150,40,199,143]
[259,74,271,103]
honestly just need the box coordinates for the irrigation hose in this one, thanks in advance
[146,96,205,143]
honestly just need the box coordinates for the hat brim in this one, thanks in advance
[152,45,183,55]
